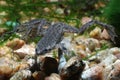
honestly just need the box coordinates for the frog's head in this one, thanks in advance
[35,45,51,55]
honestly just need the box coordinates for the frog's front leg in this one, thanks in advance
[16,19,49,40]
[61,23,79,33]
[25,19,48,37]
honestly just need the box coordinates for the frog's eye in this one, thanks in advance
[36,48,42,55]
[43,49,48,53]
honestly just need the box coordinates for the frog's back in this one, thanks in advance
[36,23,64,55]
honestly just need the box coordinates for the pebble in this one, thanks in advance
[10,69,32,80]
[6,38,25,50]
[0,46,12,57]
[32,71,46,80]
[60,56,85,80]
[40,57,58,76]
[0,20,120,80]
[81,48,120,80]
[108,60,120,80]
[14,44,35,58]
[101,29,110,40]
[90,27,102,39]
[45,73,60,80]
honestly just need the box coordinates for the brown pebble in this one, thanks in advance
[32,71,46,80]
[40,57,58,76]
[6,38,25,50]
[60,56,85,80]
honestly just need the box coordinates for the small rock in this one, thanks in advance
[96,49,117,66]
[45,73,60,80]
[40,57,58,76]
[44,7,50,13]
[14,44,35,58]
[103,64,113,80]
[90,27,102,39]
[101,29,110,40]
[108,60,120,80]
[10,69,32,80]
[85,38,100,51]
[32,71,46,80]
[0,46,12,57]
[75,37,100,57]
[114,53,120,59]
[6,38,25,50]
[23,55,36,67]
[81,64,104,80]
[81,17,92,25]
[0,56,35,79]
[60,37,73,51]
[60,56,85,80]
[109,47,120,59]
[81,48,120,80]
[77,49,87,58]
[0,57,17,78]
[56,8,64,14]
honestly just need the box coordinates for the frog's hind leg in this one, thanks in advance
[79,20,119,46]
